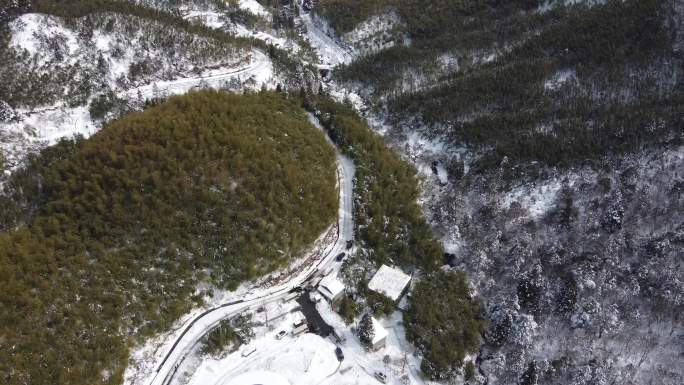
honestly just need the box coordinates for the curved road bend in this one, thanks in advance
[145,115,355,385]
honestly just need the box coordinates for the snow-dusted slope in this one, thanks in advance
[290,3,684,385]
[342,11,405,56]
[0,12,277,173]
[238,0,270,18]
[8,13,248,98]
[300,12,353,66]
[0,49,274,169]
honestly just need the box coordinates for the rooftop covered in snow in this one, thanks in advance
[371,316,388,346]
[318,274,345,302]
[367,264,411,302]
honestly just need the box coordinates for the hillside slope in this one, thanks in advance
[0,91,337,385]
[312,0,683,383]
[0,0,295,173]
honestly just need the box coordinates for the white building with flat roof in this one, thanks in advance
[370,316,388,351]
[367,264,411,302]
[318,274,345,302]
[292,311,308,336]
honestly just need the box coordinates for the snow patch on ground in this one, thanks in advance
[544,68,577,90]
[500,178,565,218]
[230,23,291,50]
[300,13,353,66]
[537,0,608,13]
[224,371,290,385]
[188,331,339,385]
[402,131,451,182]
[121,50,274,100]
[10,13,80,66]
[343,11,404,56]
[183,10,226,29]
[443,238,463,255]
[327,89,367,112]
[406,130,447,154]
[238,0,270,18]
[473,51,497,65]
[437,52,459,74]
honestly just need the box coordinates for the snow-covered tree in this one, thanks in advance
[358,313,374,347]
[0,100,16,122]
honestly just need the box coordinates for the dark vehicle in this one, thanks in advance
[346,240,353,250]
[374,372,387,383]
[275,330,287,340]
[336,252,345,261]
[335,347,344,361]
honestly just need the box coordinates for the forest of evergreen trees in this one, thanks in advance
[0,91,337,385]
[306,95,442,271]
[317,1,683,383]
[304,95,483,377]
[322,0,682,171]
[405,270,486,380]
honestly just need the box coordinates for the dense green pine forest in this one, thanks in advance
[0,91,337,385]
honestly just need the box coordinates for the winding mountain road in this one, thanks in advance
[1,49,273,174]
[144,115,354,385]
[121,50,273,102]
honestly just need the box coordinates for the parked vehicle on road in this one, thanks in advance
[374,372,387,383]
[335,347,344,361]
[336,252,345,261]
[275,330,287,340]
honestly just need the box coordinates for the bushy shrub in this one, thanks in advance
[337,294,359,324]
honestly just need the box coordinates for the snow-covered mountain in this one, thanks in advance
[0,1,681,385]
[308,0,683,384]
